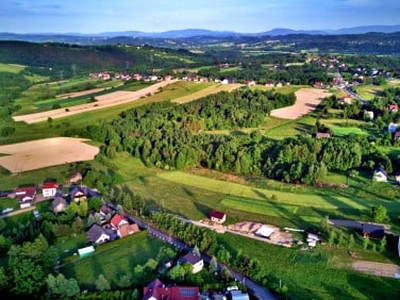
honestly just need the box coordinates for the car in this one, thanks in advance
[226,286,239,292]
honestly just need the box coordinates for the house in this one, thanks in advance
[15,186,37,208]
[210,210,226,224]
[314,81,326,88]
[395,173,400,184]
[110,213,129,230]
[362,223,385,239]
[99,204,114,217]
[178,253,203,274]
[42,182,58,198]
[388,104,399,113]
[50,197,68,214]
[86,224,111,244]
[388,123,398,133]
[373,167,388,182]
[69,185,100,203]
[316,132,331,138]
[364,110,374,121]
[118,223,140,238]
[68,172,82,184]
[70,186,87,202]
[143,278,199,300]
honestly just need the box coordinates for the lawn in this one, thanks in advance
[60,231,167,290]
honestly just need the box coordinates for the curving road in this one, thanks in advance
[124,211,276,300]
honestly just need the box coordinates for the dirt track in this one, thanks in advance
[352,260,400,278]
[271,88,331,119]
[0,137,99,173]
[13,80,177,124]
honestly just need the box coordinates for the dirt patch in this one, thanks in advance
[13,80,177,124]
[0,137,99,173]
[271,88,332,119]
[228,221,296,247]
[352,260,400,278]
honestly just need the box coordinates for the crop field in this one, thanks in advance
[271,88,332,119]
[0,137,99,173]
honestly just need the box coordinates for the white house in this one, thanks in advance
[42,182,58,198]
[373,167,388,182]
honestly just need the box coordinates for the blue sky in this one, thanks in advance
[2,0,400,33]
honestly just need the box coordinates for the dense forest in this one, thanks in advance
[76,88,395,184]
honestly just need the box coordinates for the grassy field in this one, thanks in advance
[0,63,25,73]
[172,83,242,104]
[60,231,166,290]
[218,233,400,300]
[353,84,384,100]
[157,171,400,213]
[329,125,368,136]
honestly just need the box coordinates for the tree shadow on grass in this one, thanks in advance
[344,272,400,300]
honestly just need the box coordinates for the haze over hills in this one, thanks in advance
[1,24,400,41]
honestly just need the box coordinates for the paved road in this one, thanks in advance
[124,211,276,300]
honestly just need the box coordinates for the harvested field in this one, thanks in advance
[0,137,99,173]
[271,88,331,119]
[13,80,177,124]
[352,260,400,278]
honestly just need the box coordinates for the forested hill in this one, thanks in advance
[0,41,205,77]
[1,32,400,56]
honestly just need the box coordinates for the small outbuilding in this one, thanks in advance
[255,225,275,239]
[210,210,226,224]
[78,246,95,258]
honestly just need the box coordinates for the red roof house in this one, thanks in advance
[118,223,140,238]
[15,186,37,203]
[42,182,58,198]
[143,278,199,300]
[210,210,226,224]
[110,213,129,229]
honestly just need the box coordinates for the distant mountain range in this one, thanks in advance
[1,25,400,47]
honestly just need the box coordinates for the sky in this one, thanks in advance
[2,0,400,34]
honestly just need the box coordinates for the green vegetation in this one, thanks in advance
[0,63,25,73]
[1,41,400,299]
[61,231,166,289]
